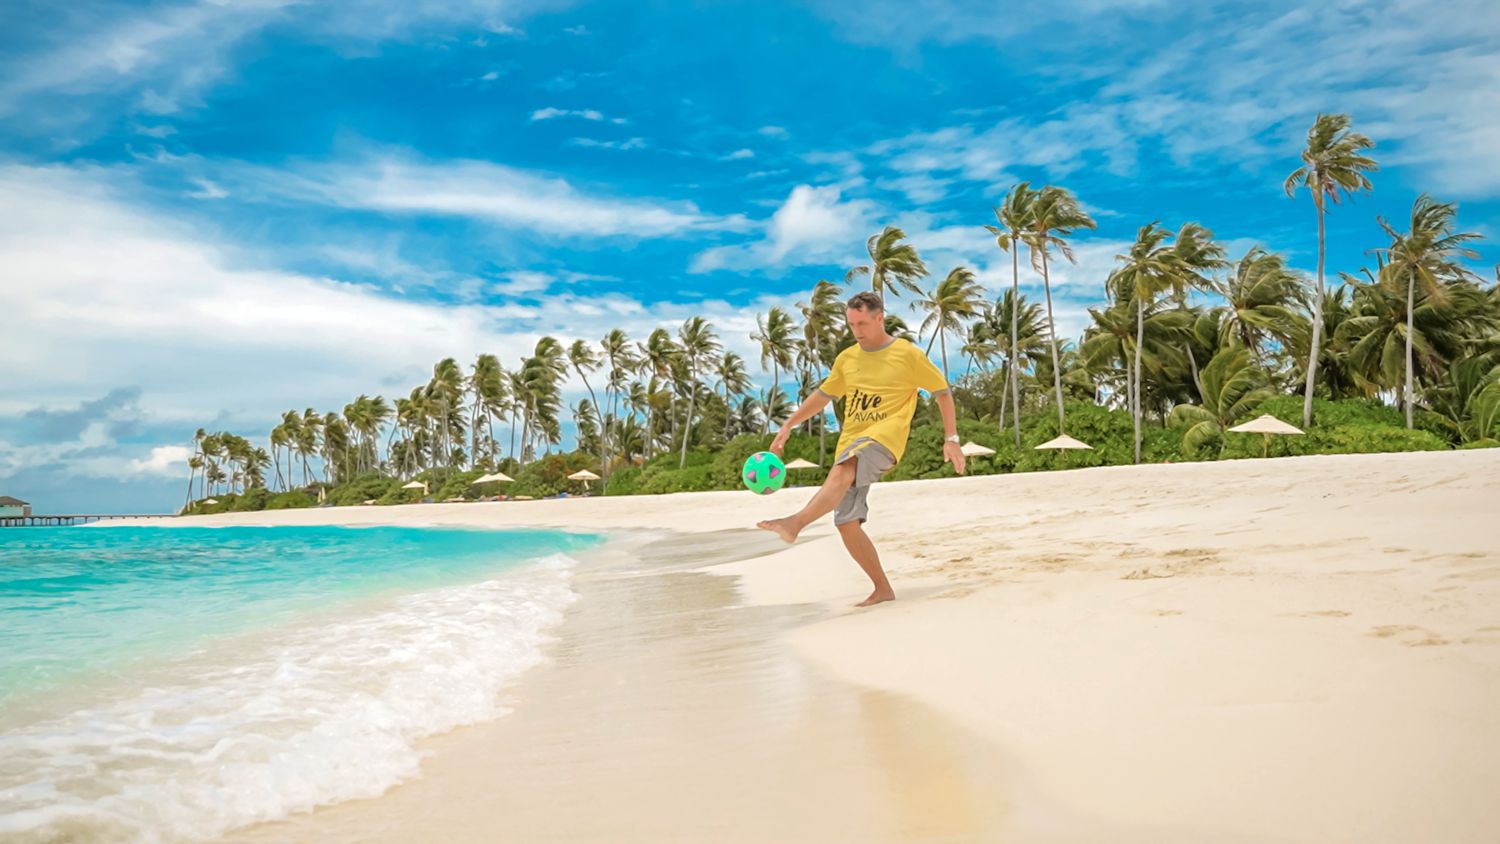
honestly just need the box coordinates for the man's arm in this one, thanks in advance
[935,390,966,475]
[768,391,832,455]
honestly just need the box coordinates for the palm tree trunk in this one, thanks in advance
[940,328,949,382]
[1039,249,1067,434]
[998,363,1010,434]
[1009,247,1023,448]
[1134,297,1145,464]
[1183,343,1202,403]
[1405,266,1416,429]
[723,383,733,441]
[1302,199,1326,428]
[581,373,609,484]
[679,370,696,470]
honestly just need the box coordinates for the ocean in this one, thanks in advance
[0,524,602,842]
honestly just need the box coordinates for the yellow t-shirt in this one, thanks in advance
[816,337,950,463]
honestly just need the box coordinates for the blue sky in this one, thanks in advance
[2,0,1497,513]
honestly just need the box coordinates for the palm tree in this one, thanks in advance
[427,359,464,467]
[600,329,635,463]
[1167,343,1275,455]
[918,266,986,381]
[751,307,797,433]
[468,354,506,468]
[714,351,751,440]
[568,340,608,477]
[845,225,928,307]
[1374,195,1484,427]
[986,182,1038,446]
[676,317,722,467]
[296,409,322,485]
[184,428,206,506]
[1213,246,1308,372]
[1024,185,1097,437]
[1107,221,1226,462]
[1425,352,1500,444]
[1284,113,1378,427]
[636,329,678,459]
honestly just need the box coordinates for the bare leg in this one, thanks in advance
[756,459,856,543]
[837,520,895,606]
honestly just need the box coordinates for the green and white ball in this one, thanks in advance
[741,451,787,495]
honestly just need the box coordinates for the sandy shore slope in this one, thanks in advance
[169,448,1499,842]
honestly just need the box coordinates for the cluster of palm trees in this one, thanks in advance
[185,112,1500,506]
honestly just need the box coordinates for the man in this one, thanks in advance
[756,290,966,607]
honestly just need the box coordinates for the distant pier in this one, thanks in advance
[0,514,175,528]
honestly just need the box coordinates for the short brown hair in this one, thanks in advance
[846,291,883,313]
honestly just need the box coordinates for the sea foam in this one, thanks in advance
[0,553,580,843]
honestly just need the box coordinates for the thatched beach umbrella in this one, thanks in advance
[566,469,600,494]
[1228,414,1305,458]
[203,498,219,505]
[1034,434,1093,450]
[401,480,428,498]
[473,472,514,484]
[959,441,996,457]
[783,458,819,469]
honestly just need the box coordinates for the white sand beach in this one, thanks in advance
[175,448,1500,842]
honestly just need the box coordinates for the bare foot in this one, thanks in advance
[756,517,800,544]
[854,589,895,607]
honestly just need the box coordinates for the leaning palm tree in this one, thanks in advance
[1167,343,1275,456]
[1373,195,1484,427]
[1213,246,1308,370]
[599,329,635,461]
[986,182,1038,445]
[845,225,928,307]
[1284,112,1378,427]
[751,307,797,433]
[675,316,722,467]
[1024,185,1097,436]
[918,266,986,380]
[1107,221,1226,462]
[636,329,678,459]
[714,351,752,440]
[568,340,608,477]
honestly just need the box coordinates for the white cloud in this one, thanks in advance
[530,107,617,123]
[0,0,565,127]
[128,445,193,477]
[0,164,806,487]
[186,177,227,199]
[846,0,1500,196]
[568,136,647,151]
[722,148,755,161]
[479,71,500,81]
[758,126,789,139]
[690,184,875,272]
[563,25,589,35]
[219,153,746,238]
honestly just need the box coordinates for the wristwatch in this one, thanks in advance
[945,434,960,444]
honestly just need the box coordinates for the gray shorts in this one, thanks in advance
[832,438,897,526]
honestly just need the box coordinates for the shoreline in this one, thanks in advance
[222,529,1036,842]
[129,448,1499,841]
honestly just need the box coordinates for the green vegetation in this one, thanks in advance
[178,113,1499,515]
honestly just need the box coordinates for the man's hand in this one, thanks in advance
[943,440,966,475]
[769,425,791,457]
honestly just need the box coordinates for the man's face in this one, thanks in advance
[845,306,884,346]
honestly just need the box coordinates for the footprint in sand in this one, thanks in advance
[1461,626,1500,645]
[1368,624,1449,647]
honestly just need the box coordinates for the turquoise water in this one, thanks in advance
[0,525,600,706]
[0,524,604,843]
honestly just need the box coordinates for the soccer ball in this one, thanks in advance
[741,451,787,495]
